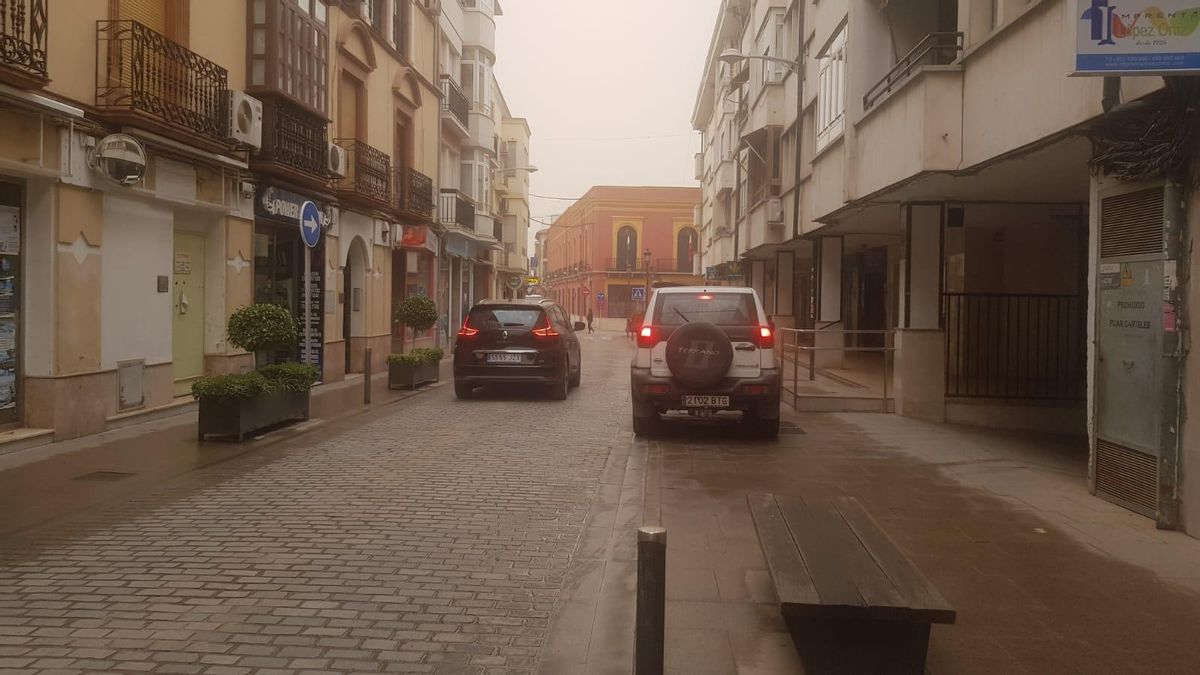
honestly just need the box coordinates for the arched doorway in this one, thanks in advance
[616,226,638,270]
[677,227,698,273]
[343,236,369,374]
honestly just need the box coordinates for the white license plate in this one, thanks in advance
[682,395,730,408]
[486,353,524,364]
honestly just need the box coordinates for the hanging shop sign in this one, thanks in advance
[401,224,428,249]
[1075,0,1200,74]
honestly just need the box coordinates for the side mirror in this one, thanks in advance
[574,321,586,332]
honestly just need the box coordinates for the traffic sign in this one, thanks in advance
[596,292,606,302]
[631,287,646,301]
[299,200,322,249]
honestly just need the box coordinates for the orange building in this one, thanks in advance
[543,187,702,320]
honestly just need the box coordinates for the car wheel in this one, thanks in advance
[633,413,659,437]
[454,380,474,400]
[548,370,569,400]
[569,364,581,388]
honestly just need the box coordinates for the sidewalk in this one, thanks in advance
[543,409,1200,674]
[0,360,451,538]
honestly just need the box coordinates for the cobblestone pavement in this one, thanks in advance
[0,335,634,674]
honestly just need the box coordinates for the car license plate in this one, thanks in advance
[682,395,729,408]
[486,353,523,364]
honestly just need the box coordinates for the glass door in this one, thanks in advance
[0,181,21,426]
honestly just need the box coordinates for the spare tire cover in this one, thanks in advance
[665,321,734,388]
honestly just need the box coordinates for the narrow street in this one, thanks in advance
[3,334,1200,674]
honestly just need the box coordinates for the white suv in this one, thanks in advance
[630,286,781,438]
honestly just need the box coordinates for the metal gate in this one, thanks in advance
[1094,186,1165,518]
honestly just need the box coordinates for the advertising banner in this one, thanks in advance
[1075,0,1200,74]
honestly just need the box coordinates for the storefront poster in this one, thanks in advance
[401,225,428,249]
[0,207,18,254]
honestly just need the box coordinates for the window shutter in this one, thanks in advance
[118,0,168,33]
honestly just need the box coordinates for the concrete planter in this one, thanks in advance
[197,390,310,442]
[388,360,440,390]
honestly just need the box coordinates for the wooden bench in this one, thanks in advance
[748,494,956,674]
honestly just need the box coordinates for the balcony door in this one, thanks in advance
[113,0,187,42]
[338,72,365,142]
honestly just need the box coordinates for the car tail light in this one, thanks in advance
[458,318,479,338]
[758,325,775,349]
[532,316,559,339]
[637,325,656,348]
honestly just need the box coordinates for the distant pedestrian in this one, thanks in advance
[586,308,595,334]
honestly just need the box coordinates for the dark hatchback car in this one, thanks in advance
[453,299,584,400]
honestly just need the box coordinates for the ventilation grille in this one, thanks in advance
[1100,188,1163,258]
[1095,439,1157,517]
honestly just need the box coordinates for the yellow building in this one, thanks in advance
[0,0,444,444]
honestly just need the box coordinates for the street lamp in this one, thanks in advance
[718,47,805,289]
[642,248,652,311]
[494,165,539,174]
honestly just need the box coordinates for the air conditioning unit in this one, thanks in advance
[225,91,263,149]
[328,142,347,178]
[767,197,785,226]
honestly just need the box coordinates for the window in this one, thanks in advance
[394,0,410,56]
[815,26,846,152]
[652,292,757,327]
[250,0,329,115]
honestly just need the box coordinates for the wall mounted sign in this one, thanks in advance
[1075,0,1200,74]
[257,185,331,229]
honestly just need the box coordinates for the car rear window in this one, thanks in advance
[468,306,544,329]
[653,292,757,326]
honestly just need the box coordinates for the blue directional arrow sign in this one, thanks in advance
[299,200,322,249]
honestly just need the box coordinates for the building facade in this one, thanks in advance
[0,0,524,446]
[694,0,1200,534]
[543,187,702,321]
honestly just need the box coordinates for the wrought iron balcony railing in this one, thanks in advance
[606,257,650,272]
[259,96,328,178]
[396,166,435,220]
[96,20,229,140]
[439,189,474,230]
[439,75,469,130]
[334,139,392,205]
[0,0,47,84]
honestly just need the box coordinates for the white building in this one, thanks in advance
[695,0,1200,534]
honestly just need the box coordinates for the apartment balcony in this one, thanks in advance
[396,166,435,223]
[0,0,47,88]
[741,83,786,137]
[854,36,965,197]
[461,0,496,52]
[96,20,229,147]
[605,258,651,273]
[863,33,964,112]
[439,75,469,139]
[469,102,495,153]
[475,211,498,241]
[655,259,700,275]
[334,139,392,210]
[714,157,736,195]
[439,189,475,230]
[253,96,328,187]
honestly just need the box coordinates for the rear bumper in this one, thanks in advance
[630,367,781,416]
[454,363,563,385]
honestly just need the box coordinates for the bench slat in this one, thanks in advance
[747,493,820,607]
[776,496,910,616]
[834,498,957,624]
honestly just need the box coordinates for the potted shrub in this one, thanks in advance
[194,363,319,441]
[393,295,439,354]
[227,303,299,367]
[388,347,444,390]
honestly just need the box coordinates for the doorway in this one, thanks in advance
[172,231,206,396]
[343,237,367,374]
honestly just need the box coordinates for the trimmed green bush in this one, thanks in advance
[191,372,271,401]
[257,362,320,392]
[227,303,299,353]
[393,296,438,351]
[386,347,443,366]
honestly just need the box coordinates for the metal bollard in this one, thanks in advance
[635,526,667,675]
[363,347,372,405]
[809,346,816,381]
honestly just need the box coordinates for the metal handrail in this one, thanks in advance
[862,32,963,111]
[777,327,894,412]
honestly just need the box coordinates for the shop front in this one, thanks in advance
[394,224,440,352]
[253,185,331,370]
[0,180,20,428]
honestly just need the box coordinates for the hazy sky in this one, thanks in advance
[492,0,723,252]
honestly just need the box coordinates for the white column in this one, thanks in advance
[816,237,844,368]
[904,204,943,329]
